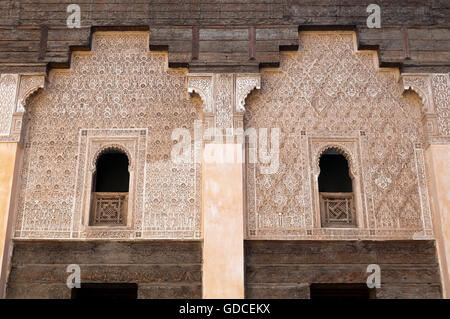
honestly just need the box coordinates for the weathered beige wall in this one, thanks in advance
[425,144,450,298]
[0,142,18,295]
[202,144,244,299]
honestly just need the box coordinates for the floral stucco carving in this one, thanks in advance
[402,74,434,113]
[245,31,433,240]
[187,74,213,114]
[16,75,45,113]
[402,73,450,145]
[235,75,261,113]
[8,31,445,242]
[14,32,202,240]
[0,74,19,137]
[187,73,260,131]
[0,74,45,143]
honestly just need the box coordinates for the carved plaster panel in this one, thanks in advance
[16,75,45,112]
[10,31,442,241]
[187,73,261,134]
[308,136,366,229]
[72,129,145,239]
[214,74,234,129]
[0,74,45,143]
[431,73,450,138]
[402,74,434,113]
[14,32,202,239]
[402,73,450,145]
[187,74,213,114]
[0,74,19,137]
[236,75,261,113]
[245,31,433,240]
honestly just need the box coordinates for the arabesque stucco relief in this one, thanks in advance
[245,31,441,240]
[13,32,202,239]
[1,31,448,240]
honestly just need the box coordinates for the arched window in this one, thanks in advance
[90,149,130,226]
[318,148,356,227]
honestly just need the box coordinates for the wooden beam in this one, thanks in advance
[38,25,48,61]
[192,26,199,61]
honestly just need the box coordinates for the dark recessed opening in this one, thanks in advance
[318,149,352,192]
[94,151,130,192]
[310,283,375,299]
[71,283,138,299]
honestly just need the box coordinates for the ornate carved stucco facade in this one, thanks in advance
[0,30,449,298]
[13,33,203,240]
[245,32,442,240]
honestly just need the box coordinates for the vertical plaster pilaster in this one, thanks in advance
[188,73,260,298]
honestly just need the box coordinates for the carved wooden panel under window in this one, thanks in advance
[320,192,356,228]
[90,192,128,226]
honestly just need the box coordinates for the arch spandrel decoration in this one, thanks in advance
[430,73,450,139]
[402,73,450,145]
[16,75,46,113]
[0,74,45,143]
[187,73,261,132]
[245,31,434,240]
[235,75,261,113]
[91,144,133,172]
[313,144,358,179]
[0,74,19,137]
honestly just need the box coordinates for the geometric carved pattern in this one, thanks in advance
[187,73,261,131]
[187,74,213,114]
[214,74,234,129]
[245,31,433,240]
[14,32,202,240]
[235,74,261,113]
[320,193,356,227]
[91,193,128,226]
[402,73,450,145]
[9,31,443,241]
[431,73,450,137]
[402,74,434,113]
[74,130,143,239]
[16,75,45,113]
[0,74,19,136]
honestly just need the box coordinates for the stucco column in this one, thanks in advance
[188,73,260,298]
[425,145,450,298]
[0,74,44,297]
[0,143,22,297]
[403,73,450,298]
